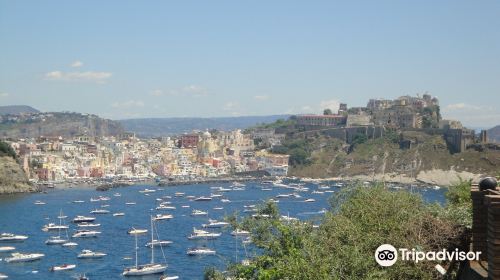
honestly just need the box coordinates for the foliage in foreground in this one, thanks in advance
[0,141,16,159]
[208,185,468,280]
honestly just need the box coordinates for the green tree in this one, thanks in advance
[0,141,16,159]
[323,108,333,115]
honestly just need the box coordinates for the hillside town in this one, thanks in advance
[4,129,289,183]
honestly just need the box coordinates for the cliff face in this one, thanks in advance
[288,131,500,185]
[0,156,37,194]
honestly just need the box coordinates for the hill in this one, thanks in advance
[0,112,124,139]
[0,105,39,115]
[279,130,500,185]
[488,125,500,143]
[119,115,290,137]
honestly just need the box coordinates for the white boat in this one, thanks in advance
[5,252,44,262]
[268,199,279,203]
[125,202,136,205]
[77,249,107,258]
[186,247,216,256]
[181,205,190,208]
[194,196,212,201]
[190,210,208,216]
[113,212,125,217]
[45,236,67,245]
[114,193,122,197]
[145,240,173,248]
[213,207,223,210]
[160,276,179,280]
[73,216,96,223]
[276,194,291,198]
[90,209,110,214]
[242,237,252,244]
[187,228,221,240]
[210,193,223,198]
[221,199,231,203]
[153,214,173,221]
[77,222,100,228]
[122,217,167,276]
[261,187,272,191]
[128,228,148,235]
[174,192,185,197]
[0,233,28,242]
[0,246,15,252]
[62,242,78,247]
[202,219,230,229]
[73,200,85,203]
[231,229,250,236]
[232,182,246,187]
[34,200,46,205]
[139,188,156,193]
[72,230,101,238]
[304,198,316,202]
[156,205,176,210]
[311,191,324,194]
[0,273,7,279]
[50,264,76,271]
[232,187,245,191]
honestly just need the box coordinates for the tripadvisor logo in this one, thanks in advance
[374,244,482,267]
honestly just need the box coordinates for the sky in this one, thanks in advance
[0,1,499,128]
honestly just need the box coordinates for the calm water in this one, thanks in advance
[0,181,446,279]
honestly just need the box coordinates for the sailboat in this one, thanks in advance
[122,216,167,276]
[45,210,69,245]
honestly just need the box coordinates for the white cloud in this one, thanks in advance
[223,101,239,111]
[319,99,340,112]
[254,95,270,101]
[111,100,145,108]
[444,103,481,111]
[70,60,83,68]
[0,92,9,97]
[150,85,208,97]
[44,70,112,83]
[182,85,208,96]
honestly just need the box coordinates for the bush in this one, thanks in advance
[0,141,16,159]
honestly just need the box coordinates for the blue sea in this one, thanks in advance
[0,181,446,279]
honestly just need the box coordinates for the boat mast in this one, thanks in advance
[150,215,154,264]
[134,233,138,268]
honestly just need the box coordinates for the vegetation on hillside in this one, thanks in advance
[206,184,471,280]
[0,141,16,159]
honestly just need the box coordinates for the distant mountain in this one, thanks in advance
[0,105,39,115]
[119,115,291,137]
[0,112,124,138]
[488,125,500,143]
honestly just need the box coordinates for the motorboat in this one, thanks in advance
[73,216,96,223]
[139,188,156,193]
[190,210,208,216]
[90,209,110,214]
[231,229,250,236]
[0,233,28,242]
[114,193,122,197]
[202,219,229,228]
[34,200,46,205]
[42,223,69,232]
[5,252,44,262]
[153,214,173,221]
[113,212,125,217]
[128,228,148,235]
[174,192,185,197]
[186,247,216,256]
[156,205,176,210]
[160,276,179,280]
[45,236,67,245]
[194,196,212,201]
[210,193,223,198]
[181,205,190,208]
[232,187,245,191]
[73,200,85,203]
[50,264,76,271]
[126,202,137,205]
[221,199,231,203]
[77,222,100,228]
[62,242,78,247]
[187,228,221,240]
[77,249,107,258]
[0,246,15,252]
[0,273,7,279]
[232,181,246,187]
[72,230,101,238]
[304,198,316,202]
[213,207,223,210]
[145,240,173,248]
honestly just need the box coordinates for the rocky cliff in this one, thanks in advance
[288,131,500,185]
[0,156,37,194]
